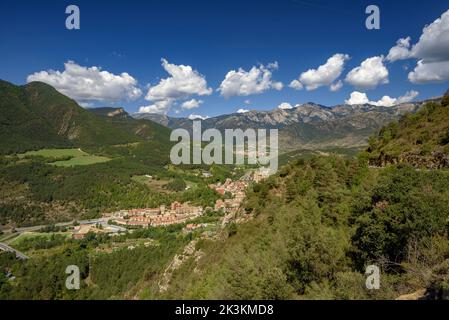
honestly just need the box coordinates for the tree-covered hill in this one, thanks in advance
[0,80,70,153]
[364,91,449,169]
[0,80,170,154]
[136,93,449,300]
[146,156,449,300]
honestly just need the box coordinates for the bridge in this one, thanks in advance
[0,243,29,260]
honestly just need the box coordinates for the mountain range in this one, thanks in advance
[134,100,437,152]
[0,78,443,156]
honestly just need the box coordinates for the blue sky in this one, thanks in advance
[1,0,449,118]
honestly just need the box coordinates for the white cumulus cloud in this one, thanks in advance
[408,60,449,83]
[408,10,449,83]
[188,114,209,120]
[138,99,173,114]
[345,90,419,107]
[345,91,370,105]
[386,37,412,62]
[181,98,203,110]
[146,58,212,101]
[277,102,294,110]
[345,56,389,90]
[291,54,349,91]
[140,58,212,114]
[330,80,343,92]
[236,108,250,114]
[411,10,449,63]
[27,61,142,103]
[271,81,284,91]
[386,10,449,83]
[218,62,282,97]
[288,79,303,90]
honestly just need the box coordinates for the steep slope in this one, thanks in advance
[365,92,449,168]
[20,82,141,147]
[0,80,170,154]
[0,80,69,153]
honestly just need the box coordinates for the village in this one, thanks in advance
[69,168,271,239]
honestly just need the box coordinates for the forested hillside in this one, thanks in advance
[141,95,449,300]
[365,92,449,168]
[0,80,170,154]
[149,156,449,299]
[0,80,188,226]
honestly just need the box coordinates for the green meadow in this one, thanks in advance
[20,148,87,158]
[19,148,111,167]
[52,155,111,167]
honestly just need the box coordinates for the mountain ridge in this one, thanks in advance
[0,80,171,154]
[134,99,437,151]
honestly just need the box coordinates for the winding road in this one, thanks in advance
[0,242,29,260]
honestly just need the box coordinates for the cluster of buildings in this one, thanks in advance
[106,201,203,228]
[95,168,272,230]
[209,178,248,214]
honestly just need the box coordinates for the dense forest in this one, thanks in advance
[148,94,449,299]
[145,156,449,299]
[364,92,449,168]
[2,154,448,299]
[0,80,171,154]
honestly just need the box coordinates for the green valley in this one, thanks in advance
[2,0,449,307]
[1,82,449,301]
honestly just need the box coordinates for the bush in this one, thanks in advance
[227,222,237,237]
[166,178,186,192]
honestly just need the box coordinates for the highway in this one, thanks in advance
[0,242,29,260]
[0,217,127,243]
[0,217,127,261]
[0,218,111,235]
